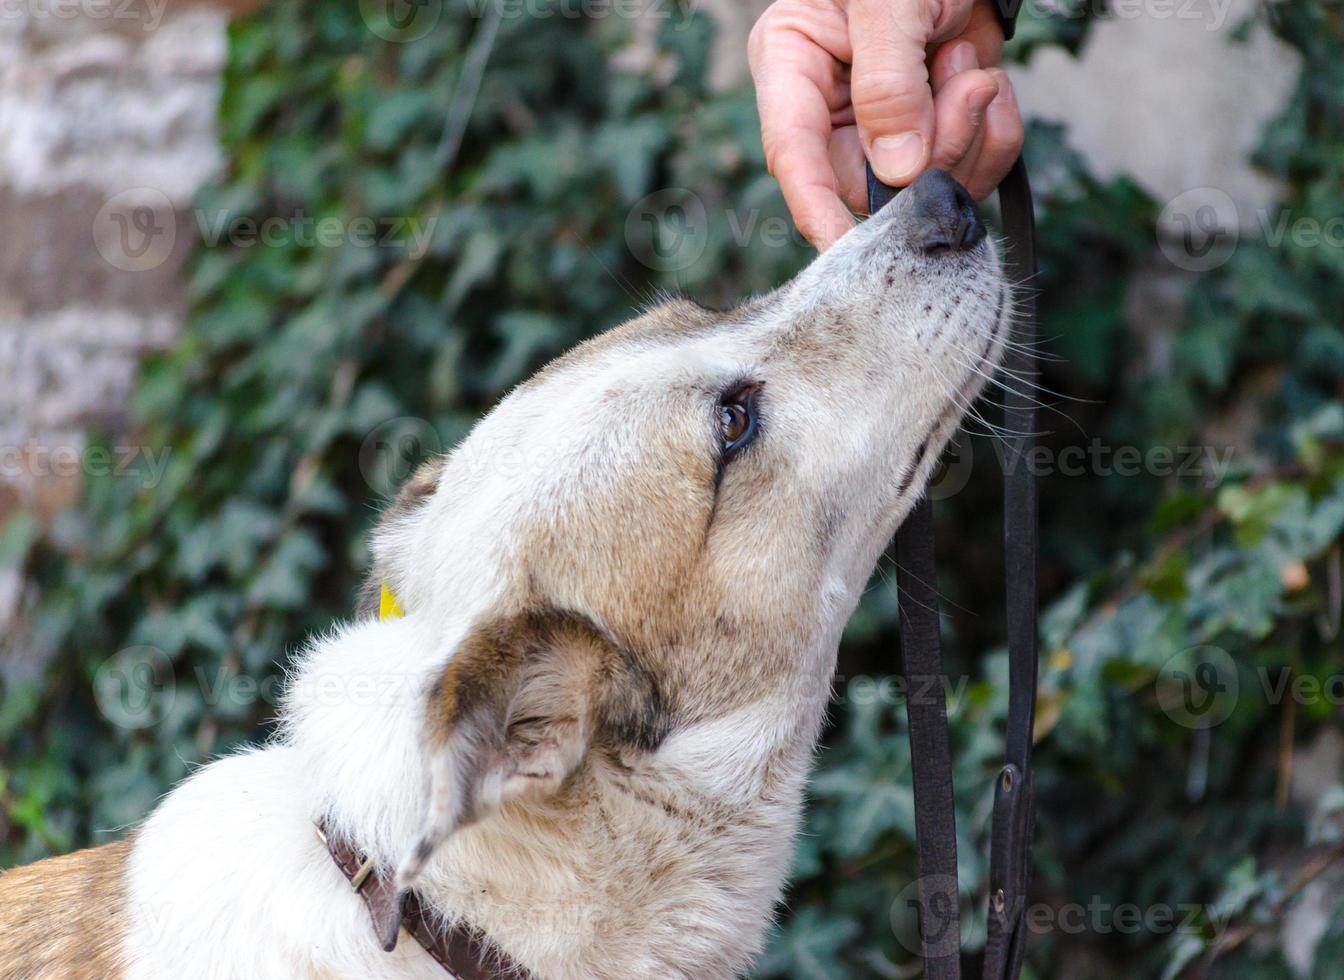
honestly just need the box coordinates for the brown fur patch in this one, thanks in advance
[0,838,133,979]
[415,609,668,839]
[426,609,666,755]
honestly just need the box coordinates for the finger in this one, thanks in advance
[927,39,995,187]
[751,34,856,248]
[767,118,858,249]
[930,39,979,95]
[964,68,1025,200]
[949,0,1006,67]
[929,68,999,173]
[946,122,986,191]
[828,125,869,215]
[848,0,975,186]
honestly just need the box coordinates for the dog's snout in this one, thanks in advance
[907,169,985,252]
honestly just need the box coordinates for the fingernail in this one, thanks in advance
[872,132,927,184]
[968,84,998,126]
[948,42,977,76]
[987,69,1016,111]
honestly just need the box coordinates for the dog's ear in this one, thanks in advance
[395,609,665,891]
[356,456,445,619]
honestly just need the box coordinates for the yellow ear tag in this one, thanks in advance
[379,582,406,621]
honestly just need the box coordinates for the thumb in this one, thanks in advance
[849,0,963,185]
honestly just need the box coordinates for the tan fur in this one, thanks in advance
[507,303,839,726]
[0,839,133,979]
[520,298,726,389]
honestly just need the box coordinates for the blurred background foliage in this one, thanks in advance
[2,0,1343,977]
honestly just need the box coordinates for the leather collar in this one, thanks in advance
[317,821,536,979]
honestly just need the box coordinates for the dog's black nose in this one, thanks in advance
[907,169,985,252]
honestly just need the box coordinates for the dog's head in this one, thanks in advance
[368,171,1010,887]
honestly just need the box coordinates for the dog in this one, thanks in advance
[0,170,1008,979]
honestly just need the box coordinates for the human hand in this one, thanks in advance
[748,0,1024,250]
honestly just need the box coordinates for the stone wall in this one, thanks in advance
[0,0,249,653]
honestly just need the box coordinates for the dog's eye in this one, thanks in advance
[719,385,759,457]
[721,403,749,444]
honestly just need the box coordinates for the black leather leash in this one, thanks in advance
[982,156,1039,980]
[866,56,1038,980]
[868,156,1038,980]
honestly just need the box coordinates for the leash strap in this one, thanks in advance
[895,494,965,980]
[994,0,1023,40]
[868,156,1038,980]
[982,157,1039,980]
[869,169,964,980]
